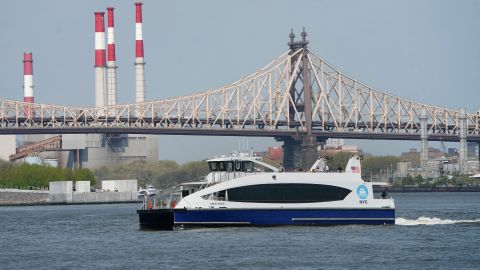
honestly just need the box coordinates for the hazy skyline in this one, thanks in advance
[1,0,479,162]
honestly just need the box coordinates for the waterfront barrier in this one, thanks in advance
[0,189,48,205]
[49,180,139,204]
[0,180,141,206]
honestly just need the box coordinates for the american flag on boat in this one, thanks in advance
[351,166,360,173]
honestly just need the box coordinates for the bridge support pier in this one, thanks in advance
[300,135,318,170]
[281,135,318,170]
[459,108,467,174]
[282,137,300,170]
[478,142,480,162]
[420,108,429,171]
[477,142,480,171]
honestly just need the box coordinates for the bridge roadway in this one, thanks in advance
[2,116,479,142]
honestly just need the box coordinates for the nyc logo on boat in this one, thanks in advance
[356,184,368,204]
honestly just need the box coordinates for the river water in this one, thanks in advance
[0,192,479,269]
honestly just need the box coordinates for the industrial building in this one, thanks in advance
[11,134,158,169]
[0,136,16,161]
[319,139,360,156]
[6,3,158,170]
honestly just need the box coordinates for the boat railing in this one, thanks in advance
[141,192,181,210]
[210,171,261,182]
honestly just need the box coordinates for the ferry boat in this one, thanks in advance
[137,153,395,230]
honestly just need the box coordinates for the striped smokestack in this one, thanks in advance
[23,52,34,117]
[106,7,117,106]
[94,12,107,108]
[135,2,145,104]
[23,52,34,103]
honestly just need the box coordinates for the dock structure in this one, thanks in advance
[49,180,138,204]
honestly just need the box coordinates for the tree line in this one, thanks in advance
[93,160,209,189]
[2,153,476,190]
[0,159,212,190]
[324,152,402,179]
[0,159,95,189]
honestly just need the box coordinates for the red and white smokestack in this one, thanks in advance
[106,7,117,106]
[23,52,34,103]
[94,12,107,108]
[23,52,34,117]
[135,2,145,103]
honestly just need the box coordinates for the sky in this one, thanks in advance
[1,0,479,162]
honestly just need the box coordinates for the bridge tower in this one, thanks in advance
[280,28,318,170]
[459,108,467,174]
[419,108,429,170]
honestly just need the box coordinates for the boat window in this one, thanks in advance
[226,184,351,203]
[254,162,274,172]
[202,190,226,201]
[218,161,226,171]
[235,160,242,171]
[209,162,218,171]
[181,190,190,198]
[226,161,234,172]
[242,161,254,172]
[216,190,226,201]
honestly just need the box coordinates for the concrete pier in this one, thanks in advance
[0,189,48,206]
[49,181,73,203]
[49,180,138,204]
[281,135,318,170]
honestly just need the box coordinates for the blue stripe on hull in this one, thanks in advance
[174,208,395,226]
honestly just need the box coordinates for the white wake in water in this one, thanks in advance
[396,217,480,226]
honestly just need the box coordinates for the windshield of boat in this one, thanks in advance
[208,160,273,172]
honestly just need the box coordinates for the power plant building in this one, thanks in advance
[59,134,158,169]
[8,3,158,169]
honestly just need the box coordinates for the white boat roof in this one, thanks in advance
[179,181,208,186]
[207,156,261,162]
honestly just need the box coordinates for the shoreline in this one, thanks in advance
[0,189,142,207]
[374,186,480,193]
[0,200,142,207]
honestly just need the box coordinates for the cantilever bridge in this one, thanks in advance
[1,30,479,170]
